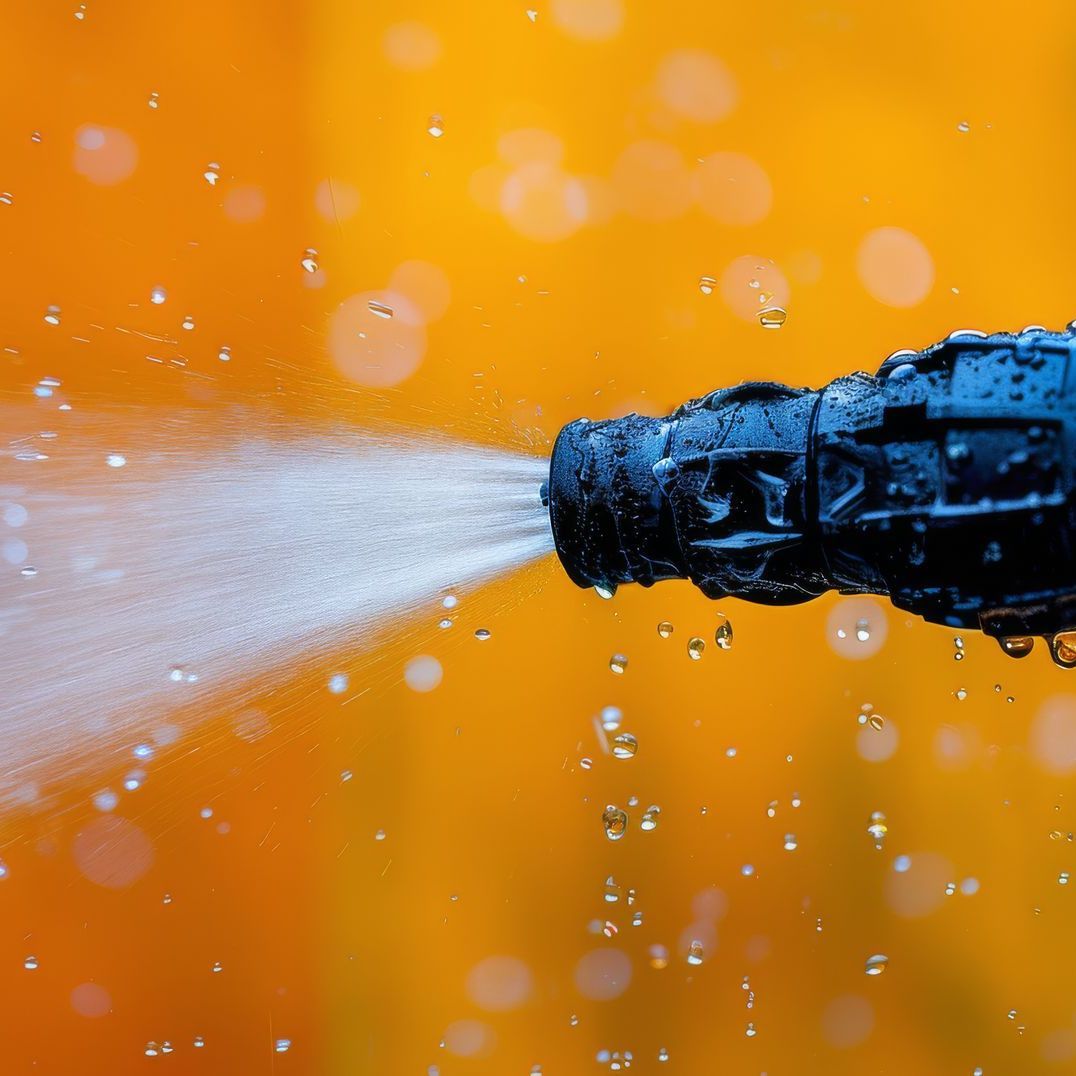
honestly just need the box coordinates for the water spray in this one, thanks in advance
[545,325,1076,666]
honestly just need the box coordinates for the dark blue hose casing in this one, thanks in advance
[547,325,1076,664]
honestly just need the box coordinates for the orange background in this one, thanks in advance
[3,1,1076,1072]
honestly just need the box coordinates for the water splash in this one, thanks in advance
[0,418,552,805]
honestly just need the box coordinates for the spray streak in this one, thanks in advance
[0,428,552,804]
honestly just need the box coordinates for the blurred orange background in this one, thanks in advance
[4,0,1076,1072]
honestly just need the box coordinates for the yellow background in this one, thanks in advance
[2,0,1076,1072]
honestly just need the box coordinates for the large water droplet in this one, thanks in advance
[602,804,627,841]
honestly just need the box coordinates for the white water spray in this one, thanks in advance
[0,420,552,805]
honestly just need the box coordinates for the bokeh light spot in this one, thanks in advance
[382,21,442,70]
[71,982,111,1018]
[73,125,138,186]
[465,955,533,1011]
[884,850,953,918]
[611,140,693,222]
[389,261,451,322]
[719,255,790,322]
[500,161,588,242]
[695,152,772,226]
[550,0,624,41]
[315,179,360,223]
[573,947,632,1000]
[442,1019,495,1058]
[656,49,738,123]
[404,655,443,693]
[497,128,564,166]
[857,227,934,307]
[826,597,889,660]
[328,291,426,387]
[72,816,154,889]
[1030,695,1076,775]
[222,184,266,223]
[822,995,874,1049]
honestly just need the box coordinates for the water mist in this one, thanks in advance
[0,416,552,807]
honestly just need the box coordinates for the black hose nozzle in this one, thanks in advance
[547,325,1076,666]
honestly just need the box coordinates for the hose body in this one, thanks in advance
[547,326,1076,663]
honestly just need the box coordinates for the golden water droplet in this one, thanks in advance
[640,805,661,831]
[757,306,787,330]
[999,635,1033,658]
[609,653,628,674]
[868,713,885,731]
[698,275,717,295]
[602,804,628,841]
[686,940,705,966]
[1051,631,1076,668]
[657,621,674,638]
[474,628,491,641]
[867,810,888,847]
[714,613,733,650]
[865,953,888,976]
[367,299,394,319]
[611,733,638,760]
[687,637,705,660]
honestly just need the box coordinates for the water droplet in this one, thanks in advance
[204,162,220,186]
[145,1043,160,1057]
[569,1013,579,1027]
[868,713,885,731]
[603,876,620,903]
[714,613,733,650]
[340,770,353,783]
[106,453,126,468]
[30,131,42,144]
[649,944,669,969]
[686,940,705,965]
[955,687,968,701]
[602,804,628,841]
[438,618,453,629]
[657,621,674,638]
[427,115,445,138]
[856,618,871,642]
[766,800,777,818]
[745,1023,757,1038]
[211,961,223,973]
[181,314,195,331]
[698,275,717,295]
[594,584,615,599]
[758,306,787,330]
[1060,871,1070,886]
[611,733,637,760]
[328,673,349,694]
[475,628,492,641]
[580,757,593,770]
[957,120,970,133]
[741,863,755,877]
[687,637,705,660]
[865,953,888,976]
[148,91,160,109]
[657,1047,669,1062]
[609,653,628,674]
[19,565,38,578]
[526,9,538,21]
[274,1039,292,1054]
[218,345,231,362]
[640,805,661,831]
[43,305,61,326]
[74,4,86,19]
[94,790,118,812]
[783,834,798,851]
[602,920,618,938]
[150,285,167,305]
[867,810,888,848]
[23,955,38,970]
[600,706,622,731]
[442,594,458,609]
[0,191,13,206]
[193,1035,204,1048]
